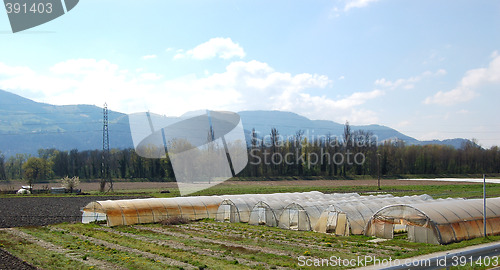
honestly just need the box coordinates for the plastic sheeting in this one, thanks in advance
[277,194,394,231]
[82,196,225,226]
[82,191,327,226]
[313,195,435,235]
[248,193,365,227]
[364,197,500,244]
[215,191,338,223]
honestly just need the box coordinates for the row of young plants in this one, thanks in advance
[2,218,500,269]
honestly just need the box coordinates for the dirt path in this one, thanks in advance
[135,225,295,257]
[54,228,197,269]
[185,222,338,251]
[95,227,284,269]
[1,228,122,270]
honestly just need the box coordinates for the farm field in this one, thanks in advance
[1,180,500,269]
[4,178,500,199]
[2,219,500,270]
[1,178,496,194]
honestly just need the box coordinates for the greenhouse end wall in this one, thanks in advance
[365,197,500,244]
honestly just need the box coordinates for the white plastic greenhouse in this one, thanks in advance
[313,194,437,235]
[82,196,226,226]
[277,194,394,231]
[248,193,364,227]
[82,191,328,226]
[248,199,293,227]
[364,197,500,244]
[215,191,334,223]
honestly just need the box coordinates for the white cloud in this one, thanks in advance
[140,73,163,81]
[344,0,380,11]
[424,52,500,105]
[331,89,384,109]
[375,69,446,90]
[0,62,33,76]
[0,58,383,125]
[50,59,119,75]
[175,37,245,60]
[141,54,157,60]
[157,60,332,115]
[292,90,384,124]
[0,59,155,112]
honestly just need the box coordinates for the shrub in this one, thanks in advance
[160,216,190,226]
[61,176,80,193]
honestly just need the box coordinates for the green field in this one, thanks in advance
[1,219,500,270]
[1,181,500,269]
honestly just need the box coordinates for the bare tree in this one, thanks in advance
[342,121,352,176]
[0,152,6,180]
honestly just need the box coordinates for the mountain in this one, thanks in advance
[416,139,470,149]
[0,90,470,156]
[238,110,418,143]
[0,90,132,156]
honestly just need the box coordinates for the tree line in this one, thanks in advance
[0,123,499,183]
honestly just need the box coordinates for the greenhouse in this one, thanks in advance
[215,191,333,223]
[248,200,292,227]
[82,191,329,226]
[364,197,500,244]
[277,194,393,231]
[313,194,435,236]
[248,193,364,227]
[82,195,226,226]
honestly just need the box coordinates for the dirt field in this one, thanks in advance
[221,179,478,187]
[0,181,178,193]
[0,179,497,269]
[0,248,37,270]
[0,179,478,193]
[0,196,145,228]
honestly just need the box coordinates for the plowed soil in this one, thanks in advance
[0,196,144,228]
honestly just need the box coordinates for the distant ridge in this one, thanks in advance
[238,110,417,142]
[0,89,470,156]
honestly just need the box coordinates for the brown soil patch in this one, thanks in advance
[223,179,478,187]
[0,179,478,193]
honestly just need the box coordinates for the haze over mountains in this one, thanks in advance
[0,89,469,156]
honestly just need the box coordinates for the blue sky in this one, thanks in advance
[0,0,499,147]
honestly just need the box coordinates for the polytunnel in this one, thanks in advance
[215,191,330,223]
[277,202,323,231]
[216,197,259,223]
[313,194,435,236]
[82,195,226,226]
[364,197,500,244]
[277,194,391,231]
[248,193,365,227]
[248,199,292,227]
